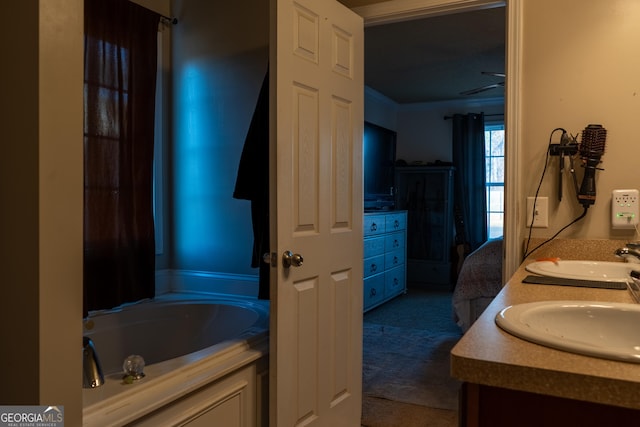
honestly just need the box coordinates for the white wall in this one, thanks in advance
[365,86,399,130]
[365,87,504,164]
[520,0,640,245]
[397,98,504,163]
[171,0,268,276]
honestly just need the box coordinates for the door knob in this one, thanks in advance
[282,250,304,268]
[263,252,275,266]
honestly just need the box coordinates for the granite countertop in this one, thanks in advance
[450,238,640,410]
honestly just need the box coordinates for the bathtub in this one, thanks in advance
[82,293,270,426]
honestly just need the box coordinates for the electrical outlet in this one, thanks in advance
[526,197,549,228]
[612,189,639,229]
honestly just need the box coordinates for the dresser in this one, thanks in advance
[363,211,407,312]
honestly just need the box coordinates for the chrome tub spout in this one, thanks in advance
[83,336,104,388]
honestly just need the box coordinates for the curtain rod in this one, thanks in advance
[160,15,178,25]
[134,1,177,25]
[443,113,504,120]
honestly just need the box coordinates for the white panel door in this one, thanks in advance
[269,0,364,425]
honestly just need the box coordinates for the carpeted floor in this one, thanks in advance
[362,397,458,427]
[362,289,463,427]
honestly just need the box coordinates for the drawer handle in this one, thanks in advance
[393,277,398,285]
[370,263,377,273]
[393,239,399,248]
[393,256,398,265]
[370,222,377,232]
[370,288,377,297]
[394,219,399,229]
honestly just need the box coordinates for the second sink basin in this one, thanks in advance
[525,260,634,282]
[496,300,640,363]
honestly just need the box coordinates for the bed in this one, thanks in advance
[452,237,504,332]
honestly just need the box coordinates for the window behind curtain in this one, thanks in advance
[154,32,164,255]
[83,0,161,314]
[485,123,505,239]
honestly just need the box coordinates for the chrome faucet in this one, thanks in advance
[83,336,104,388]
[614,245,640,263]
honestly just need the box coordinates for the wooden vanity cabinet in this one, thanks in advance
[459,382,640,427]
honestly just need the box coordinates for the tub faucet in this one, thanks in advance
[83,336,104,388]
[614,246,640,263]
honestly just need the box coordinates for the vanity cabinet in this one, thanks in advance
[460,383,639,427]
[451,239,640,427]
[363,211,407,312]
[395,166,454,289]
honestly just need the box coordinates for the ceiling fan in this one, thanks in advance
[460,72,505,96]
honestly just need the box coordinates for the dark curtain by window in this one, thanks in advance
[452,113,488,255]
[83,0,160,314]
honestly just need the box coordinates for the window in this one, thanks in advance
[485,123,504,238]
[153,32,164,255]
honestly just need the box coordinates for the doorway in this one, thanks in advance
[356,0,520,280]
[358,1,516,425]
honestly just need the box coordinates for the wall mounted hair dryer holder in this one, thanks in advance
[548,124,606,208]
[549,142,578,157]
[549,136,579,202]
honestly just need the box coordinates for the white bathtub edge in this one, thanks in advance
[156,269,259,297]
[83,331,269,427]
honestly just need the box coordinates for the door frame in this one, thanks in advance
[353,0,523,280]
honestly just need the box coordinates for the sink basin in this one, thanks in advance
[496,300,640,363]
[525,260,634,282]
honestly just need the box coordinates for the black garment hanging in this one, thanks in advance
[233,70,270,299]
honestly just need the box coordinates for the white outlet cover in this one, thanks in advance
[612,189,639,229]
[527,197,548,228]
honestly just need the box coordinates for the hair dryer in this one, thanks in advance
[576,124,607,208]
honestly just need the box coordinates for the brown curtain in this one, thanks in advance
[83,0,160,314]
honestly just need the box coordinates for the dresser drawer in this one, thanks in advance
[385,231,405,253]
[364,274,385,308]
[385,265,406,298]
[385,248,404,269]
[364,214,385,236]
[363,211,407,311]
[364,236,385,258]
[385,212,406,232]
[363,254,385,278]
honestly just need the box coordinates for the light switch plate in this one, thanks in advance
[612,189,639,229]
[526,196,548,228]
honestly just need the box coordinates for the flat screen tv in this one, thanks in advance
[363,121,397,211]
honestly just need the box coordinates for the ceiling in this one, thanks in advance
[362,6,506,104]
